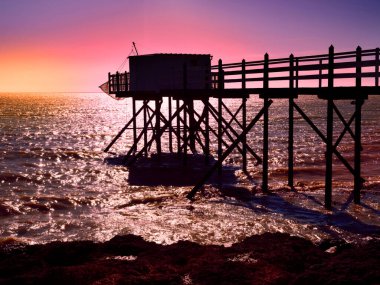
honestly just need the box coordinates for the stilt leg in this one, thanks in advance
[354,99,363,204]
[218,97,223,176]
[168,97,173,153]
[242,98,247,172]
[262,98,269,192]
[325,99,334,209]
[288,97,294,188]
[155,99,162,156]
[205,98,210,164]
[132,98,137,154]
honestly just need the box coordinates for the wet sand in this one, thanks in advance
[1,233,379,285]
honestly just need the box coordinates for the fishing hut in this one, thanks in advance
[103,46,380,209]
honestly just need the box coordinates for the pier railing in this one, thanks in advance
[212,46,380,90]
[107,46,380,96]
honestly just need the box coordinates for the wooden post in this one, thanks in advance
[218,59,224,90]
[354,102,363,202]
[354,46,362,204]
[242,59,247,172]
[218,96,223,176]
[177,99,181,154]
[168,97,173,153]
[183,100,188,164]
[356,46,362,88]
[263,53,269,192]
[296,58,299,89]
[183,63,188,164]
[132,98,137,154]
[376,48,379,87]
[288,54,294,189]
[218,59,224,176]
[319,59,323,88]
[155,99,162,156]
[143,100,148,156]
[188,100,196,152]
[325,45,334,209]
[205,98,210,164]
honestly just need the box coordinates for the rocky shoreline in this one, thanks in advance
[1,233,379,284]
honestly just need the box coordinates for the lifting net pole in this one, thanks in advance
[99,43,138,100]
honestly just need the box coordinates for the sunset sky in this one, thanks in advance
[1,0,379,92]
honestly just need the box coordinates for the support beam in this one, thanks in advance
[168,97,173,153]
[218,97,223,176]
[143,100,148,156]
[208,104,262,163]
[242,97,247,172]
[288,97,294,188]
[132,99,137,154]
[187,100,273,200]
[354,99,363,204]
[188,100,196,152]
[183,101,188,165]
[294,102,359,178]
[242,59,247,172]
[204,99,210,164]
[263,98,269,192]
[128,103,187,165]
[176,100,181,154]
[288,54,295,188]
[123,108,157,163]
[178,106,208,154]
[155,99,162,155]
[218,59,224,176]
[325,45,335,209]
[376,48,379,87]
[354,46,362,204]
[104,103,145,152]
[326,99,334,209]
[262,53,269,192]
[221,101,244,130]
[333,104,356,148]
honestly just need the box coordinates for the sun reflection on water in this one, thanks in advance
[0,92,379,245]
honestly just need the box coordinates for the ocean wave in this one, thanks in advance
[0,172,36,183]
[2,149,102,161]
[3,194,100,214]
[0,202,22,216]
[270,166,326,176]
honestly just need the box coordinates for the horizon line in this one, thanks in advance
[0,91,102,94]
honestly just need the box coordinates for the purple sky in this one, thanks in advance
[1,0,379,91]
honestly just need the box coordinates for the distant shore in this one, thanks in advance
[1,233,379,284]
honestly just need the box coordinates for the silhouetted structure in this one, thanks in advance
[104,46,380,209]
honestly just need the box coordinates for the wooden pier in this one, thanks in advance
[104,46,380,209]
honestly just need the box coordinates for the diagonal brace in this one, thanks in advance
[294,102,363,181]
[187,100,273,200]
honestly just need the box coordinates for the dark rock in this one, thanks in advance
[0,233,379,285]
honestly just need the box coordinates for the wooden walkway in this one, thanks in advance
[105,46,380,209]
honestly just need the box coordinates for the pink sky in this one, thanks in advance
[1,0,379,92]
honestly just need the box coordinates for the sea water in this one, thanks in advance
[0,92,379,245]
